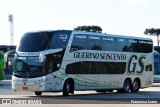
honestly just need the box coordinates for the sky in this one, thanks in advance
[0,0,160,46]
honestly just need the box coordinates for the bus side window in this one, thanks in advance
[70,35,88,52]
[44,55,53,74]
[115,38,128,52]
[128,39,138,52]
[102,37,115,51]
[49,31,71,49]
[52,54,61,71]
[88,36,102,50]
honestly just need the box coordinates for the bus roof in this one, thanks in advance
[72,30,152,41]
[24,30,152,41]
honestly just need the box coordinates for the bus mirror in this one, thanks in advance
[4,49,16,62]
[39,52,45,62]
[4,53,8,63]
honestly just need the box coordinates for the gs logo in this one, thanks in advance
[128,55,146,74]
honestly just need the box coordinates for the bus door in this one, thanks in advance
[46,53,62,91]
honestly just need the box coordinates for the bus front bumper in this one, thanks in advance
[12,75,46,91]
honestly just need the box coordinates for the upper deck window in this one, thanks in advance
[102,36,115,51]
[49,31,71,49]
[70,34,153,53]
[115,38,128,52]
[128,39,153,53]
[17,31,71,52]
[17,32,51,52]
[70,35,88,51]
[88,35,102,50]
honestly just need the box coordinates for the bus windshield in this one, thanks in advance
[17,31,71,52]
[13,57,44,78]
[17,32,51,52]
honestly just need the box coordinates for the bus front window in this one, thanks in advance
[13,57,44,78]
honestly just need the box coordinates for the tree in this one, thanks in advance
[144,28,160,46]
[74,25,102,33]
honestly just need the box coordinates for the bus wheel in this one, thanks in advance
[35,92,42,96]
[63,80,71,96]
[121,79,130,93]
[130,79,140,92]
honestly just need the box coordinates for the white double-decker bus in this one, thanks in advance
[10,30,153,96]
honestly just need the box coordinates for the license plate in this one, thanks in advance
[22,87,28,90]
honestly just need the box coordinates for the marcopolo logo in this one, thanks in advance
[17,52,41,56]
[128,55,146,74]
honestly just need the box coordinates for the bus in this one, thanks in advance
[153,51,160,82]
[0,45,16,79]
[0,51,4,80]
[9,30,153,96]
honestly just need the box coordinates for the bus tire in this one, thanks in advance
[130,79,140,92]
[63,80,71,96]
[35,92,42,96]
[121,79,130,93]
[117,89,122,93]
